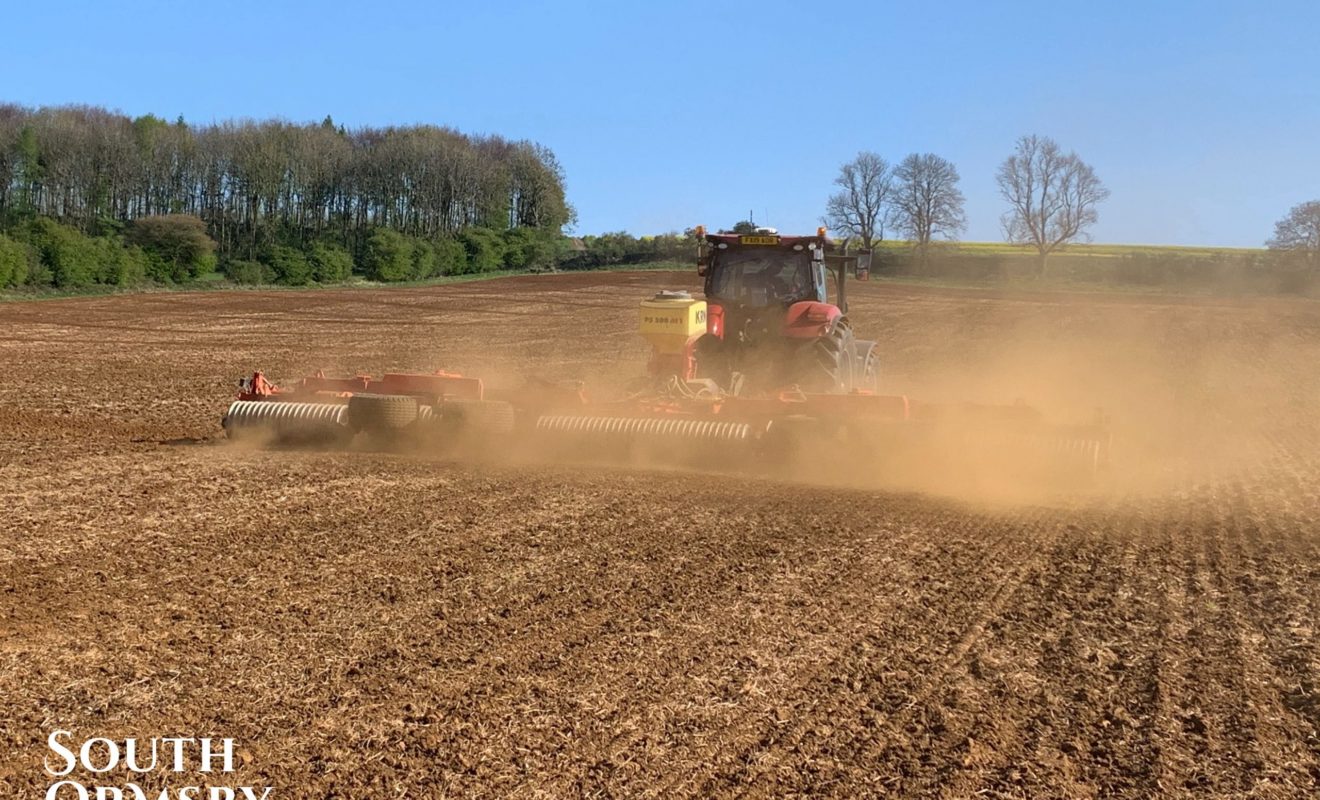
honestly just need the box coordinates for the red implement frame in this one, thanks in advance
[238,370,484,402]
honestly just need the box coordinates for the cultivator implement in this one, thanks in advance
[221,370,518,448]
[221,366,1109,484]
[527,392,1107,480]
[222,226,1111,485]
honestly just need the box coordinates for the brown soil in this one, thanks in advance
[2,272,1319,798]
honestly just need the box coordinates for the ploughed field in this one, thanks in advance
[3,272,1320,798]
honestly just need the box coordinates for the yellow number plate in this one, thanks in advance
[738,235,780,245]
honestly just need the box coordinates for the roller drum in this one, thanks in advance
[223,400,349,441]
[440,399,516,435]
[533,417,755,454]
[535,414,752,445]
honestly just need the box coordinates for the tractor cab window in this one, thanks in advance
[707,248,816,307]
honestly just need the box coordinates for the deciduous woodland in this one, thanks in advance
[0,104,570,287]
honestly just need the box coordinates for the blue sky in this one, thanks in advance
[3,0,1317,246]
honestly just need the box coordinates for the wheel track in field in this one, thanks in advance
[11,464,924,794]
[885,513,1158,799]
[641,506,1056,798]
[1201,482,1306,795]
[924,512,1162,800]
[1224,479,1320,792]
[742,513,1050,796]
[2,457,656,697]
[474,502,995,797]
[1146,510,1202,798]
[846,508,1061,795]
[1163,494,1261,796]
[523,519,947,796]
[405,532,880,793]
[1137,476,1320,798]
[7,459,847,775]
[271,484,971,793]
[542,505,1019,797]
[281,490,863,778]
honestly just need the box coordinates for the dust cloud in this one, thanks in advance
[215,279,1320,509]
[463,290,1320,507]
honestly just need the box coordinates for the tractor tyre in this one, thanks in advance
[693,334,732,391]
[854,344,880,393]
[799,319,855,393]
[439,399,516,436]
[347,393,420,434]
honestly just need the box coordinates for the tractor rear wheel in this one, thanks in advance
[855,344,879,393]
[693,334,732,391]
[799,319,855,393]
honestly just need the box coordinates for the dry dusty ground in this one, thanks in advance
[2,271,1320,798]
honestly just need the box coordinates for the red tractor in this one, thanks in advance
[689,226,875,396]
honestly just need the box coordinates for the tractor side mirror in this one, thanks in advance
[697,242,710,276]
[856,249,872,281]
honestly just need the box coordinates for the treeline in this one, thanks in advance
[560,231,695,270]
[0,216,704,292]
[0,103,572,289]
[873,244,1320,295]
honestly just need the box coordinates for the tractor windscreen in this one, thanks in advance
[707,248,816,307]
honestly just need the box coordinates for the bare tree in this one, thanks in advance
[1267,200,1320,268]
[892,153,966,259]
[996,135,1109,272]
[824,151,892,249]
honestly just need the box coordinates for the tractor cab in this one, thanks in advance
[690,226,877,395]
[699,228,829,310]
